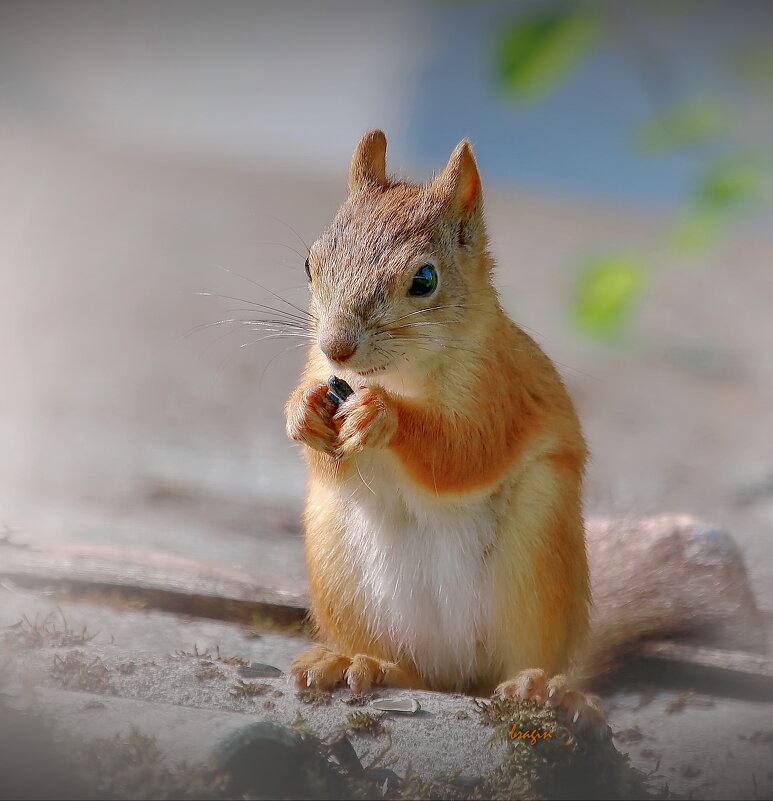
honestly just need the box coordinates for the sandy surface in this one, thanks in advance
[3,586,772,799]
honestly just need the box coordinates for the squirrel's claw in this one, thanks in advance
[290,646,412,694]
[290,644,350,690]
[496,669,606,733]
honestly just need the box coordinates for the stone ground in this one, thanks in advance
[1,120,772,798]
[2,584,773,799]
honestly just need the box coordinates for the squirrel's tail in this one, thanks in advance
[571,515,765,688]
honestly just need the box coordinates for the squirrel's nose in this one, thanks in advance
[319,335,357,363]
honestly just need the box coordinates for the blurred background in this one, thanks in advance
[0,0,772,610]
[1,3,773,796]
[0,0,773,588]
[6,0,773,592]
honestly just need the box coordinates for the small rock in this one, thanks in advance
[370,696,421,714]
[237,661,283,678]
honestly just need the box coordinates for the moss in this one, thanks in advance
[289,710,315,737]
[50,651,111,694]
[229,678,270,698]
[297,688,333,706]
[173,644,247,666]
[3,609,96,649]
[337,711,388,738]
[217,651,249,667]
[195,663,225,681]
[471,696,662,801]
[344,692,376,707]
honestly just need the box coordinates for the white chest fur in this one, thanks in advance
[339,451,497,689]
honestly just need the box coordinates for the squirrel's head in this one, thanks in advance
[306,130,494,384]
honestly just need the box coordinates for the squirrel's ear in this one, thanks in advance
[349,129,388,193]
[432,140,481,216]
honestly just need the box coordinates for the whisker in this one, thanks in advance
[181,318,257,339]
[375,334,470,346]
[214,266,317,321]
[388,303,473,324]
[244,319,311,332]
[383,320,464,334]
[391,338,481,357]
[209,308,311,328]
[203,321,265,352]
[239,332,312,349]
[268,215,311,255]
[183,316,310,339]
[202,325,312,356]
[258,241,308,263]
[195,292,313,325]
[374,329,466,342]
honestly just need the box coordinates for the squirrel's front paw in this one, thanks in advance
[285,384,339,455]
[335,386,398,457]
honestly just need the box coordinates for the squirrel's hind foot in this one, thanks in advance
[496,668,605,732]
[291,645,414,693]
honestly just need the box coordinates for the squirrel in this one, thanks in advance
[285,129,602,725]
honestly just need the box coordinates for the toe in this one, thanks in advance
[495,669,607,733]
[345,654,383,693]
[290,646,351,690]
[311,653,351,690]
[562,690,585,726]
[496,668,548,701]
[561,691,606,733]
[544,674,568,708]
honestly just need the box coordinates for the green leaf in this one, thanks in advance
[670,208,722,255]
[636,97,728,154]
[494,10,600,102]
[670,155,766,255]
[572,255,645,340]
[695,158,762,212]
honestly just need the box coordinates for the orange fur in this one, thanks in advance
[286,131,592,706]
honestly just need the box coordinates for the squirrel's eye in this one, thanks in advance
[408,265,438,297]
[304,258,311,281]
